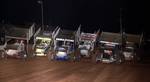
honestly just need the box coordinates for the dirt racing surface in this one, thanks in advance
[0,57,150,82]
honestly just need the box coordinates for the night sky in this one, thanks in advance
[1,0,148,34]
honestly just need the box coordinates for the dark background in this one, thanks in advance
[0,0,148,34]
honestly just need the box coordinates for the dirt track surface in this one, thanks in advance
[0,57,150,82]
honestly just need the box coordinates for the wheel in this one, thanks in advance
[50,54,55,61]
[0,50,7,59]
